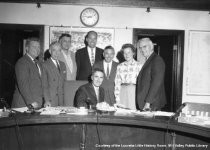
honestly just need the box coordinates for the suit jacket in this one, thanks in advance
[74,83,104,108]
[93,61,118,106]
[42,58,66,106]
[12,55,44,108]
[57,51,77,80]
[76,47,103,80]
[136,52,166,110]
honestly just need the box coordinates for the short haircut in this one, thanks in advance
[49,41,60,51]
[104,45,115,52]
[25,37,40,48]
[59,33,71,41]
[138,38,154,50]
[121,43,136,54]
[87,31,98,38]
[92,68,104,76]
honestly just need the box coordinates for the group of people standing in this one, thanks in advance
[12,30,166,111]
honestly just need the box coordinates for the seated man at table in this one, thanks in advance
[74,68,105,108]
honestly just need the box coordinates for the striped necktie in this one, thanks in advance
[90,48,95,66]
[56,60,60,73]
[106,64,110,79]
[34,60,41,76]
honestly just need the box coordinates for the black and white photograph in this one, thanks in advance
[0,0,210,150]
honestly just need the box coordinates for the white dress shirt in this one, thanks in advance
[87,47,96,65]
[51,58,59,68]
[92,84,99,101]
[103,60,113,77]
[62,50,73,73]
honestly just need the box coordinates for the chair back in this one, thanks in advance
[64,80,88,106]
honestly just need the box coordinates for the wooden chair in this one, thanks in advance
[64,80,88,106]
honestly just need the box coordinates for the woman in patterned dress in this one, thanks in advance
[114,44,142,110]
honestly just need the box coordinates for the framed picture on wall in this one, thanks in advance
[49,26,72,43]
[49,26,114,53]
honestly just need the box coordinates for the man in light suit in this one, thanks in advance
[93,46,118,106]
[42,42,66,107]
[76,31,103,81]
[74,68,105,108]
[12,38,45,108]
[136,38,166,111]
[57,34,77,80]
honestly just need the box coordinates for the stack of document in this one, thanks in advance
[11,107,28,113]
[40,107,61,115]
[39,107,88,115]
[131,111,174,118]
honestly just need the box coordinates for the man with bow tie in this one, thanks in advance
[42,42,66,107]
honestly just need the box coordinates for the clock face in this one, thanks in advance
[80,8,99,27]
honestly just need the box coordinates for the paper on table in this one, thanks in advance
[114,108,136,116]
[12,107,28,113]
[131,111,154,117]
[40,107,61,115]
[154,111,175,117]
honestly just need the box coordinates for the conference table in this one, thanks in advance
[0,110,209,150]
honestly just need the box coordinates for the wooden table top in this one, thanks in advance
[0,112,210,138]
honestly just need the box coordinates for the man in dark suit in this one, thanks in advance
[136,38,166,111]
[93,46,118,106]
[42,42,66,107]
[12,38,45,108]
[74,68,105,108]
[76,31,103,81]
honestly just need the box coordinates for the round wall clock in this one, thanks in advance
[80,8,99,27]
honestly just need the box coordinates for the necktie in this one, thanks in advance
[91,48,95,66]
[95,88,99,102]
[56,60,61,73]
[34,60,41,76]
[106,64,110,79]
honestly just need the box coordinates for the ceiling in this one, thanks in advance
[0,0,210,11]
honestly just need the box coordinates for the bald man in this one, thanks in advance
[136,38,166,111]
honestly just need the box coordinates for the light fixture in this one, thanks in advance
[146,7,151,13]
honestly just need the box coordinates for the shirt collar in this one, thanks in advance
[50,58,58,66]
[146,51,154,60]
[103,60,112,65]
[88,46,96,51]
[124,58,135,66]
[51,57,57,62]
[92,83,99,90]
[27,53,34,61]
